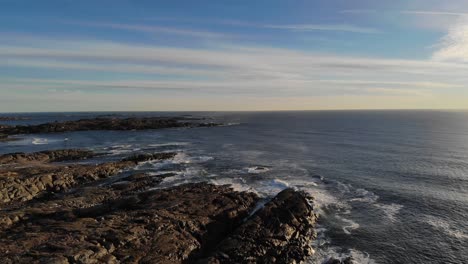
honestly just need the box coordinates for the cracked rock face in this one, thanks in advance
[0,150,176,205]
[0,183,259,264]
[200,188,318,264]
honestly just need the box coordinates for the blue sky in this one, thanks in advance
[1,0,468,111]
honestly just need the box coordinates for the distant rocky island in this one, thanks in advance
[0,117,30,122]
[0,116,217,136]
[0,116,322,263]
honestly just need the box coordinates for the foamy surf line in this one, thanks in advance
[32,138,48,145]
[135,153,376,264]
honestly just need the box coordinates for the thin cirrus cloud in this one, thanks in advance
[72,19,381,36]
[210,19,381,34]
[340,9,377,14]
[263,24,381,34]
[401,10,468,16]
[69,21,232,39]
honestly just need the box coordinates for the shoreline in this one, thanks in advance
[0,148,317,263]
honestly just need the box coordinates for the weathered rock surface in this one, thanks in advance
[0,149,317,264]
[0,149,95,165]
[0,117,219,135]
[200,188,317,264]
[0,150,176,205]
[0,182,259,264]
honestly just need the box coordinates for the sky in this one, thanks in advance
[1,0,468,112]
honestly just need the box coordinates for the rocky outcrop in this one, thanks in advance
[0,117,219,135]
[0,150,177,205]
[0,133,12,142]
[200,188,317,264]
[0,116,29,121]
[0,149,95,165]
[0,182,259,264]
[0,149,317,263]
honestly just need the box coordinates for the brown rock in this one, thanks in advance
[0,183,259,264]
[0,150,176,205]
[200,188,317,264]
[0,149,95,165]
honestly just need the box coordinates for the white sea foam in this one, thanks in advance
[331,181,404,222]
[210,177,257,193]
[252,179,293,196]
[334,214,360,235]
[32,138,48,145]
[105,144,134,155]
[147,142,189,148]
[134,158,174,170]
[313,225,331,248]
[307,247,376,264]
[246,166,270,174]
[172,152,213,164]
[111,144,133,149]
[156,167,209,188]
[374,203,404,222]
[423,215,468,240]
[349,188,379,203]
[222,122,241,127]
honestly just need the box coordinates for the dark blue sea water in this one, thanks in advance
[1,111,468,263]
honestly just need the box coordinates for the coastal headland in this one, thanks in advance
[0,117,319,263]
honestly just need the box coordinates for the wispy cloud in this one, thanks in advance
[401,10,468,16]
[69,21,231,39]
[70,19,381,37]
[264,24,381,34]
[214,19,381,34]
[2,36,467,100]
[340,9,377,14]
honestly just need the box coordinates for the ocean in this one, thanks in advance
[1,110,467,263]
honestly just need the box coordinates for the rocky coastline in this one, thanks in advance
[0,116,30,121]
[0,116,219,141]
[0,117,320,263]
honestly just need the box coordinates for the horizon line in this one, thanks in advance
[1,108,468,114]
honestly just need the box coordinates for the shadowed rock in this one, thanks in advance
[199,188,317,264]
